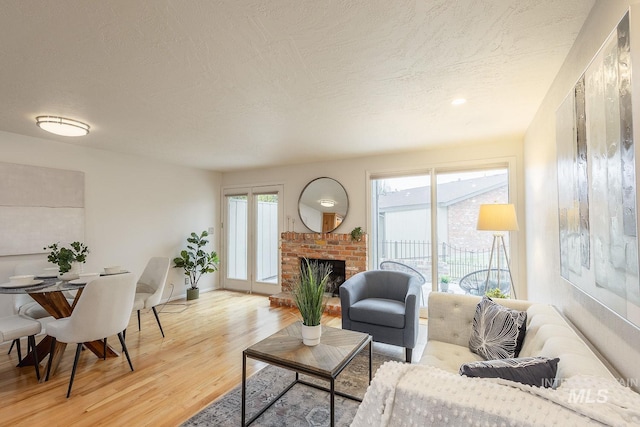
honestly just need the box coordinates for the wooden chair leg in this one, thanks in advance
[67,343,83,398]
[152,306,165,337]
[45,337,56,381]
[103,338,107,360]
[117,332,134,372]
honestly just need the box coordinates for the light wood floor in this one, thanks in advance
[0,290,348,426]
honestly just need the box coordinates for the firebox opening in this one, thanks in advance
[300,258,346,296]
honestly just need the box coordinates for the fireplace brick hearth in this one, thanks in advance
[269,231,367,314]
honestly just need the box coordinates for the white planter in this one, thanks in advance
[59,262,82,281]
[301,323,322,346]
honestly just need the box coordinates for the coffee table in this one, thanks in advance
[242,322,372,426]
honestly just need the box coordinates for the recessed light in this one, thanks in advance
[451,98,467,106]
[36,116,90,137]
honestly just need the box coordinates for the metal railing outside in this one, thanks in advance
[379,240,494,282]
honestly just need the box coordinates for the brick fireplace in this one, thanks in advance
[269,231,367,314]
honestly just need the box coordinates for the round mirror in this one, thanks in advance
[298,177,349,233]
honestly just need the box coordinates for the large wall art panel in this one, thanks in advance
[0,162,84,256]
[557,12,640,327]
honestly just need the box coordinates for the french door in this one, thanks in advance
[223,185,283,294]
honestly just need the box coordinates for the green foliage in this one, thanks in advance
[485,288,508,299]
[291,258,331,327]
[257,194,278,203]
[44,242,89,274]
[173,231,219,289]
[350,226,364,241]
[440,275,450,284]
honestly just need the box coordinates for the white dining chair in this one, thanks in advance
[12,260,55,317]
[8,260,56,357]
[45,273,136,398]
[0,314,42,380]
[132,257,170,337]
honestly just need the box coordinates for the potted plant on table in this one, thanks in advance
[173,231,219,300]
[291,258,332,346]
[439,275,450,292]
[44,241,89,277]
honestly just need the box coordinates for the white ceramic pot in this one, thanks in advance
[59,263,81,281]
[301,323,322,346]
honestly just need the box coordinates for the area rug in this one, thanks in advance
[182,351,400,427]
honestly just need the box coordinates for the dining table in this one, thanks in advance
[0,272,127,379]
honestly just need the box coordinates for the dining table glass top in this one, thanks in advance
[0,271,128,294]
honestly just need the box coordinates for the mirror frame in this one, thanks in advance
[298,177,349,233]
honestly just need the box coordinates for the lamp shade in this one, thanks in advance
[477,204,519,231]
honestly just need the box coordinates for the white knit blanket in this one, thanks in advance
[351,362,640,427]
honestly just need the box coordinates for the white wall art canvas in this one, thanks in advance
[557,11,640,327]
[0,162,84,256]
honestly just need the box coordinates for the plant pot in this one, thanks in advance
[186,288,200,300]
[440,282,449,292]
[301,323,322,346]
[59,262,81,281]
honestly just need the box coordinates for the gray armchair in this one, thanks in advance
[340,270,421,362]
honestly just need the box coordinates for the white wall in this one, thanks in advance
[222,137,525,294]
[0,131,221,316]
[525,0,640,385]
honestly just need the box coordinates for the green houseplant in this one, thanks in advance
[173,230,219,300]
[44,241,89,274]
[485,288,508,299]
[439,275,450,292]
[291,258,332,345]
[350,226,364,242]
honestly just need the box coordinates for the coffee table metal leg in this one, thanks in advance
[369,341,372,383]
[242,351,247,426]
[330,377,335,427]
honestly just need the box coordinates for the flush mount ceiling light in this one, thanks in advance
[451,98,467,106]
[35,116,90,137]
[319,199,335,207]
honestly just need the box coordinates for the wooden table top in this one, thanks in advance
[244,322,371,378]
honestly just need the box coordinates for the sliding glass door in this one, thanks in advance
[370,167,511,310]
[435,169,509,295]
[371,174,432,309]
[223,185,283,294]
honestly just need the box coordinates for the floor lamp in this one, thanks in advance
[476,204,519,298]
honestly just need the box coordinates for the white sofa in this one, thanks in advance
[421,292,614,380]
[352,292,640,426]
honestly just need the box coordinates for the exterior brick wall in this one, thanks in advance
[447,187,508,251]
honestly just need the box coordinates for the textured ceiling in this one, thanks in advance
[0,0,594,171]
